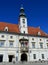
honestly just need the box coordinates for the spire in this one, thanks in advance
[20,4,24,9]
[19,5,26,17]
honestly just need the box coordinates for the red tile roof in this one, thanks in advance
[0,22,48,37]
[0,22,19,33]
[28,27,47,36]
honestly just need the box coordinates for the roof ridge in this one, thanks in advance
[0,22,48,36]
[0,22,18,26]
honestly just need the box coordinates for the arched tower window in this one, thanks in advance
[22,19,25,23]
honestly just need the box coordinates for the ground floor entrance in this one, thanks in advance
[8,55,14,62]
[0,55,3,62]
[21,53,27,62]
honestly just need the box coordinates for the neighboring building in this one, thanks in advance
[0,6,48,62]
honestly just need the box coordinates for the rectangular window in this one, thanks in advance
[42,54,44,59]
[0,41,4,47]
[9,41,13,47]
[40,43,43,48]
[47,43,48,48]
[33,54,36,59]
[23,31,25,34]
[32,42,35,48]
[21,42,24,47]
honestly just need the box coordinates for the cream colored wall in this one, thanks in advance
[19,17,28,34]
[0,33,48,62]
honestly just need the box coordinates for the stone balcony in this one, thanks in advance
[20,46,29,52]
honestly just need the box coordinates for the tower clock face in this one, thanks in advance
[22,19,25,23]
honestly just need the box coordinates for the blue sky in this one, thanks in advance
[0,0,48,33]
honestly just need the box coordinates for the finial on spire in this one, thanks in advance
[19,4,26,17]
[21,4,23,7]
[20,4,24,9]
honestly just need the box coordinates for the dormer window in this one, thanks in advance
[38,31,41,35]
[4,27,8,32]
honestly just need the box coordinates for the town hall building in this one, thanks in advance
[0,6,48,62]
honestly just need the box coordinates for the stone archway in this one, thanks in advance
[21,53,27,62]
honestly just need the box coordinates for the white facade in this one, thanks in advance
[19,17,28,34]
[0,7,48,62]
[0,33,48,62]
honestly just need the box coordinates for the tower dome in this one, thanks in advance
[19,6,26,17]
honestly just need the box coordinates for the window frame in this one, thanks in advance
[32,42,35,48]
[33,54,36,59]
[46,43,48,48]
[42,54,44,59]
[0,41,4,47]
[9,41,13,47]
[40,42,43,48]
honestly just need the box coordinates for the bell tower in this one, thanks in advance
[19,6,28,34]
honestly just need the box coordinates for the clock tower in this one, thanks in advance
[19,6,28,34]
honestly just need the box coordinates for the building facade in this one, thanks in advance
[0,6,48,62]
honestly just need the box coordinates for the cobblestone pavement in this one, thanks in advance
[0,61,48,65]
